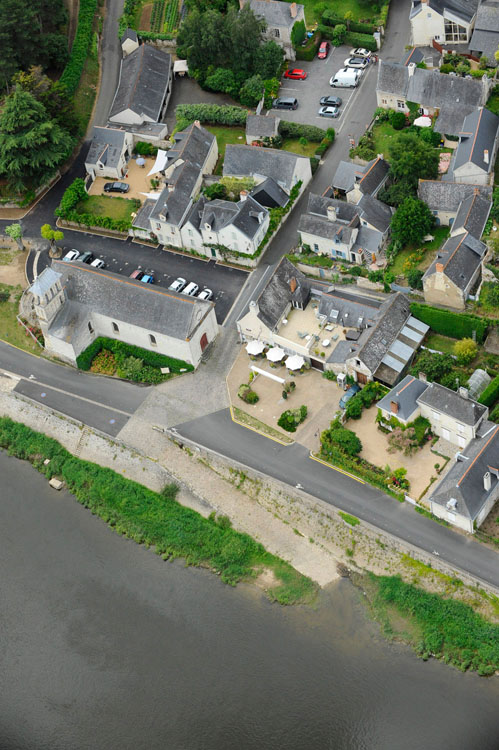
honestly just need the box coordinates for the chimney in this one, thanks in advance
[377,153,384,160]
[459,386,469,400]
[390,400,399,415]
[408,62,416,77]
[484,471,492,491]
[290,277,297,293]
[436,262,444,273]
[240,190,248,202]
[290,2,297,17]
[327,205,337,222]
[419,372,427,383]
[484,149,489,164]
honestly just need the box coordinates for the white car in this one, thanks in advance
[344,56,369,70]
[350,48,371,58]
[90,258,105,269]
[198,288,213,301]
[63,249,80,261]
[168,277,186,292]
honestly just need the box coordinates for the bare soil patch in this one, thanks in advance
[139,3,153,29]
[0,248,26,287]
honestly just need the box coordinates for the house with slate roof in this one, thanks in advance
[223,144,312,194]
[418,381,488,446]
[109,45,172,131]
[409,0,479,47]
[400,46,440,68]
[85,126,134,180]
[376,61,489,136]
[377,374,431,425]
[451,107,499,185]
[429,422,499,532]
[249,178,289,208]
[246,115,280,144]
[423,230,488,309]
[28,261,218,368]
[471,1,499,66]
[242,0,305,59]
[121,28,139,57]
[331,156,389,202]
[417,179,492,226]
[181,193,269,258]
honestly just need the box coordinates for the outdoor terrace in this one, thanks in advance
[274,302,353,359]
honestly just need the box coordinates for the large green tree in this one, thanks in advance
[388,132,439,187]
[0,87,73,192]
[390,197,433,247]
[255,41,284,80]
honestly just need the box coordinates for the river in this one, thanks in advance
[1,451,498,750]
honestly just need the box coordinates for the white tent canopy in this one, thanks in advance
[285,354,305,370]
[174,59,189,76]
[266,346,285,362]
[246,340,265,355]
[139,192,161,200]
[147,149,168,176]
[413,115,432,128]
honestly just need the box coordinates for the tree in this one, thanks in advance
[454,338,478,365]
[344,10,353,30]
[41,223,64,249]
[378,180,414,207]
[326,427,362,456]
[205,67,238,96]
[388,132,439,186]
[0,87,73,192]
[255,41,283,80]
[291,19,306,47]
[331,24,346,46]
[239,74,264,107]
[4,223,24,250]
[204,182,227,200]
[407,269,424,290]
[410,351,454,382]
[390,197,433,247]
[388,110,406,130]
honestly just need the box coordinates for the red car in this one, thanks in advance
[318,41,330,59]
[283,68,307,80]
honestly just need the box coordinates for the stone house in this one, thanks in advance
[223,144,312,194]
[417,381,488,447]
[85,127,134,180]
[244,0,305,60]
[377,374,432,425]
[451,107,499,185]
[121,28,139,57]
[28,261,218,369]
[470,0,499,65]
[417,179,492,226]
[409,0,479,47]
[331,156,390,203]
[245,115,280,145]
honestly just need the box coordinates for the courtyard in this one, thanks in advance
[88,156,158,201]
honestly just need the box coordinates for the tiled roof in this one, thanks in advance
[451,191,491,237]
[250,177,289,208]
[248,0,304,27]
[410,0,478,24]
[246,115,280,138]
[356,293,412,374]
[358,156,389,195]
[86,126,126,169]
[377,62,409,96]
[298,213,354,242]
[377,374,429,421]
[223,144,306,193]
[29,267,62,298]
[357,194,393,232]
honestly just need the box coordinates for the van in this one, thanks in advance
[329,68,360,88]
[272,97,298,110]
[182,282,199,296]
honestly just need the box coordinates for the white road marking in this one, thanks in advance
[17,377,135,416]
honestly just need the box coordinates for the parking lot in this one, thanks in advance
[277,43,377,134]
[59,235,248,324]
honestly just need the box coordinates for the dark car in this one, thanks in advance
[79,251,94,264]
[318,41,330,59]
[103,181,130,193]
[339,384,361,409]
[272,97,298,110]
[320,95,342,107]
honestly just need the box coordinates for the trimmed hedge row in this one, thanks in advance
[176,103,248,126]
[478,375,499,408]
[60,0,98,95]
[322,10,377,34]
[410,303,489,344]
[76,337,194,374]
[295,31,322,62]
[279,120,327,142]
[344,31,378,52]
[137,30,174,40]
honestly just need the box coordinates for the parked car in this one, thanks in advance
[197,288,213,301]
[330,68,360,88]
[129,269,144,280]
[90,258,105,269]
[349,48,371,58]
[272,97,298,110]
[344,56,369,70]
[141,274,154,284]
[318,41,330,59]
[339,383,361,409]
[182,282,199,296]
[283,68,307,80]
[320,95,342,107]
[79,251,94,264]
[318,105,340,118]
[168,277,186,292]
[103,181,129,193]
[62,249,80,261]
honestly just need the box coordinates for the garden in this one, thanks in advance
[56,178,141,232]
[0,283,43,356]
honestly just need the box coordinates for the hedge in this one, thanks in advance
[55,178,87,218]
[295,31,321,62]
[344,31,377,52]
[175,103,248,126]
[56,178,139,232]
[410,303,489,344]
[76,337,194,375]
[478,375,499,408]
[60,0,98,95]
[279,120,327,142]
[322,10,377,34]
[137,30,174,41]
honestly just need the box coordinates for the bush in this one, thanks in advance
[331,24,346,46]
[389,111,407,130]
[454,338,478,365]
[326,426,362,456]
[322,10,376,34]
[90,349,117,375]
[412,415,431,445]
[278,405,308,432]
[204,182,227,200]
[345,395,363,420]
[55,178,88,218]
[410,303,489,343]
[388,427,418,455]
[238,384,259,404]
[134,141,158,156]
[410,351,454,382]
[60,0,98,96]
[279,120,327,142]
[407,269,424,290]
[344,31,377,52]
[295,31,321,61]
[478,375,499,407]
[175,103,248,127]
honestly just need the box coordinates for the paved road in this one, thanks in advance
[173,408,499,591]
[0,341,150,435]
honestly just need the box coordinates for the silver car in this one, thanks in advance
[63,249,80,261]
[318,106,339,118]
[168,277,186,292]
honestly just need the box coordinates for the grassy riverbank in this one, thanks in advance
[0,417,317,605]
[360,572,499,675]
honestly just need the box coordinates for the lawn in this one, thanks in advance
[486,87,499,116]
[281,138,318,157]
[424,332,458,354]
[76,195,140,221]
[371,121,399,158]
[302,0,383,25]
[390,226,450,278]
[0,284,42,356]
[206,126,246,174]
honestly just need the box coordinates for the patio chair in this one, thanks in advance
[297,331,308,339]
[332,333,339,341]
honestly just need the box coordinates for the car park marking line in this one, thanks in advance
[16,377,135,417]
[335,67,373,136]
[309,453,366,483]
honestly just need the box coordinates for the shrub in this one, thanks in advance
[134,141,158,156]
[77,337,193,381]
[345,395,363,420]
[410,351,454,382]
[322,10,376,34]
[238,384,259,404]
[344,31,377,52]
[55,178,88,218]
[204,182,227,200]
[326,426,362,456]
[331,24,346,46]
[388,427,418,455]
[407,269,424,290]
[389,110,407,130]
[175,103,248,127]
[90,349,117,375]
[295,31,321,61]
[278,405,307,432]
[279,120,327,142]
[478,375,499,407]
[410,303,489,343]
[412,415,431,445]
[454,338,478,365]
[60,0,97,95]
[339,511,360,526]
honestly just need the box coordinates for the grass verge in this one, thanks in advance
[232,406,294,444]
[424,332,458,354]
[0,417,316,605]
[73,42,99,136]
[76,195,140,221]
[360,572,499,675]
[0,284,41,355]
[339,511,360,527]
